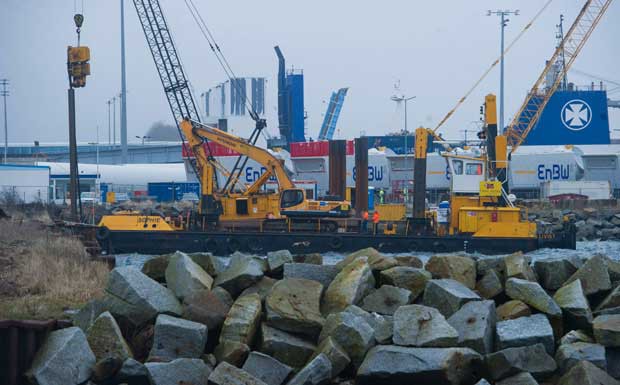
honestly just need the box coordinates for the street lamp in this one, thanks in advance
[488,9,519,134]
[136,135,151,145]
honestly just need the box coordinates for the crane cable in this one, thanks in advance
[432,0,554,134]
[183,0,261,123]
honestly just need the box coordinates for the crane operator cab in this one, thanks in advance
[280,188,351,218]
[447,155,486,194]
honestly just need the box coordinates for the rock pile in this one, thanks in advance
[26,248,620,385]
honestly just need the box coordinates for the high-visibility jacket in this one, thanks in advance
[372,211,380,224]
[362,211,369,221]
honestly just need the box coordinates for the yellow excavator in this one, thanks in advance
[180,118,351,224]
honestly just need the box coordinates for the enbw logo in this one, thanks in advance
[561,99,592,131]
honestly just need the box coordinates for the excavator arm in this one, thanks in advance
[180,119,296,195]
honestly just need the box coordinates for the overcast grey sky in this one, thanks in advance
[1,0,618,144]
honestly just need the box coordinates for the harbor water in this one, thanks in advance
[115,240,620,269]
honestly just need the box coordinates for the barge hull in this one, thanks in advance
[100,225,576,256]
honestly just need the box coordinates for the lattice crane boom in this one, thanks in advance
[505,0,613,153]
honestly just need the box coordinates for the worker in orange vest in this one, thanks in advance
[372,211,380,234]
[361,210,369,232]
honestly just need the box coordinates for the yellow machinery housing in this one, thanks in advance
[99,215,176,231]
[457,206,536,238]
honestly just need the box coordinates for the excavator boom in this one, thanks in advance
[180,119,295,193]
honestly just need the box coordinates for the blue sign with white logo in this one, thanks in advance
[522,90,609,145]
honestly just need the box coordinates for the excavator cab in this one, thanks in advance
[280,188,305,209]
[280,188,351,218]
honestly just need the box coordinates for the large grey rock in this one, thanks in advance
[309,336,351,377]
[214,339,249,367]
[165,251,213,300]
[219,293,262,346]
[283,263,340,289]
[267,249,293,274]
[593,314,620,346]
[534,257,581,290]
[557,360,620,385]
[149,314,207,361]
[597,286,620,312]
[361,285,412,315]
[380,266,431,301]
[260,324,316,369]
[496,314,555,354]
[486,343,557,381]
[422,279,481,317]
[242,352,292,385]
[239,276,277,301]
[477,255,508,278]
[286,353,332,385]
[146,358,210,385]
[73,299,106,331]
[505,253,537,282]
[554,279,593,329]
[25,327,96,385]
[476,269,503,299]
[86,311,133,361]
[559,329,594,345]
[426,255,477,289]
[497,372,539,385]
[142,254,171,282]
[318,311,375,368]
[393,304,459,347]
[565,254,612,296]
[187,251,225,276]
[497,300,531,321]
[214,257,264,296]
[265,278,324,336]
[182,287,232,330]
[208,361,267,385]
[114,358,150,385]
[356,345,482,385]
[322,257,375,314]
[394,255,424,268]
[292,253,323,265]
[103,267,182,326]
[476,380,492,385]
[447,300,496,354]
[344,305,393,344]
[555,342,606,374]
[607,348,620,380]
[337,247,398,272]
[505,278,562,318]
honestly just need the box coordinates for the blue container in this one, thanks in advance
[100,183,109,202]
[147,182,175,202]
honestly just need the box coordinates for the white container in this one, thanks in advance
[541,180,612,200]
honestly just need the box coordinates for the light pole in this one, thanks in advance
[488,9,519,134]
[120,0,128,164]
[390,94,416,153]
[107,99,112,145]
[112,96,117,145]
[1,79,8,164]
